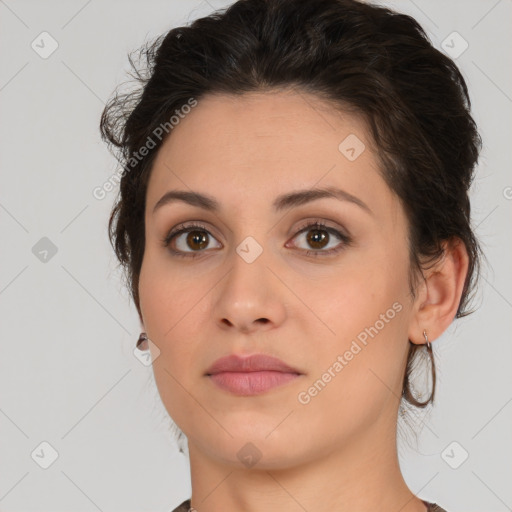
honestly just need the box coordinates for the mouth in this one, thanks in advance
[207,370,301,396]
[205,353,303,396]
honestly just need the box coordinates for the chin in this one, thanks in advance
[194,428,310,471]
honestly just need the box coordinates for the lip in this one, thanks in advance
[205,354,302,396]
[206,354,301,374]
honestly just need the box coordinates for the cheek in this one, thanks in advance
[299,245,411,396]
[292,288,409,440]
[139,250,219,377]
[139,247,197,326]
[139,254,193,371]
[303,246,409,339]
[139,257,205,427]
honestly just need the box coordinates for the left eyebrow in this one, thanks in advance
[272,186,372,215]
[152,186,372,215]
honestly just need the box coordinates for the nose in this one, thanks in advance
[213,248,287,335]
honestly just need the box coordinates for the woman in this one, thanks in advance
[100,0,482,510]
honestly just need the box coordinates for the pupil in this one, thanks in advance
[307,229,328,249]
[187,230,208,250]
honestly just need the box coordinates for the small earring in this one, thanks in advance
[136,332,149,351]
[423,329,432,350]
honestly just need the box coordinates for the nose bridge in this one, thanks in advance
[225,234,271,303]
[225,206,270,276]
[213,233,286,331]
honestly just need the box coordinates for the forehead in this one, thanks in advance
[147,89,395,215]
[155,89,372,162]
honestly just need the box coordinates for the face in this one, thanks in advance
[139,89,415,469]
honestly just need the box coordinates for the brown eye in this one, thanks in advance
[306,228,329,249]
[164,223,222,256]
[185,230,209,251]
[290,221,350,256]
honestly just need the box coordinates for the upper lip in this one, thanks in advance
[206,354,302,375]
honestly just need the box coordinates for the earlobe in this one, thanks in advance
[409,238,469,344]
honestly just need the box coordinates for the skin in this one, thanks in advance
[138,89,469,512]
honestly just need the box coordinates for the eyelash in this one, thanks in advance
[161,220,352,259]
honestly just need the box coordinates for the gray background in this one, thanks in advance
[0,1,510,511]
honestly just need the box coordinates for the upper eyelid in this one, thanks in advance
[290,223,344,240]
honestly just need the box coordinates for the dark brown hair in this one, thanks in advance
[100,0,482,409]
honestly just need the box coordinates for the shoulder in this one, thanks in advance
[170,498,191,512]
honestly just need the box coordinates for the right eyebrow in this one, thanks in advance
[153,190,220,215]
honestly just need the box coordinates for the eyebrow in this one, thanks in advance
[152,186,372,215]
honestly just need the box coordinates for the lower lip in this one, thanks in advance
[207,371,300,396]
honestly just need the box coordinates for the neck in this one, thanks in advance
[186,412,427,512]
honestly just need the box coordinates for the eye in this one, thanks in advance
[287,220,351,257]
[162,222,222,258]
[162,220,351,259]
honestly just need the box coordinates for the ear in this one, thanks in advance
[408,238,469,345]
